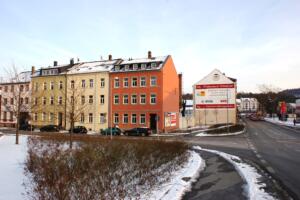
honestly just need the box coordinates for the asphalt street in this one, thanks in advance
[184,120,300,199]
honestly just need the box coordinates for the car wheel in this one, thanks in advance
[142,133,146,137]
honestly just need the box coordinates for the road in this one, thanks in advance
[246,120,300,199]
[184,120,300,199]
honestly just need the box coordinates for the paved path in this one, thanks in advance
[183,150,246,200]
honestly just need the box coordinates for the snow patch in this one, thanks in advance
[194,146,276,200]
[141,150,205,200]
[265,117,300,128]
[195,129,245,137]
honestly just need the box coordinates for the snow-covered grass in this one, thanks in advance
[195,129,245,137]
[194,146,276,200]
[264,117,300,128]
[141,150,204,200]
[0,135,27,200]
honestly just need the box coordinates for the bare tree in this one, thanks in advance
[257,84,281,94]
[1,65,31,144]
[65,81,88,149]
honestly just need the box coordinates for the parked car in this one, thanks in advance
[123,127,152,136]
[40,125,60,132]
[69,126,87,134]
[100,127,122,136]
[19,123,35,131]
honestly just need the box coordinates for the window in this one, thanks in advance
[70,96,74,104]
[140,94,146,104]
[123,114,128,124]
[35,83,38,91]
[43,82,47,90]
[140,114,146,124]
[80,113,85,123]
[50,96,54,105]
[3,98,7,105]
[114,78,120,88]
[34,113,38,121]
[43,97,46,105]
[141,63,147,69]
[100,113,106,124]
[114,113,119,124]
[20,98,24,104]
[114,95,119,104]
[151,63,157,68]
[10,98,14,105]
[89,113,93,123]
[89,79,94,88]
[123,78,129,87]
[131,94,137,104]
[140,77,146,87]
[25,97,29,104]
[49,113,54,122]
[71,80,75,89]
[4,86,8,92]
[125,65,130,70]
[100,78,105,88]
[82,80,86,88]
[34,98,37,105]
[131,114,137,124]
[132,77,138,87]
[100,95,105,104]
[133,64,138,70]
[3,112,7,121]
[10,112,13,121]
[26,84,29,91]
[150,77,157,86]
[81,96,85,105]
[150,94,156,104]
[89,95,93,104]
[59,81,63,89]
[11,85,14,92]
[20,85,24,92]
[50,82,54,90]
[123,95,128,104]
[42,112,46,121]
[58,96,63,105]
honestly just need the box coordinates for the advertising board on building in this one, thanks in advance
[195,84,235,109]
[165,112,177,127]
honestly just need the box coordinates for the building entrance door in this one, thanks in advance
[150,114,157,132]
[58,112,63,128]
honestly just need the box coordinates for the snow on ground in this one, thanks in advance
[0,135,28,200]
[194,146,276,200]
[141,150,205,200]
[195,130,245,137]
[265,117,300,128]
[0,135,205,200]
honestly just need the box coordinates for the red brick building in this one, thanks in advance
[109,52,181,133]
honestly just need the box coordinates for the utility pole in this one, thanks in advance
[227,88,229,134]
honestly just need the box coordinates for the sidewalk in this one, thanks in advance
[182,149,246,200]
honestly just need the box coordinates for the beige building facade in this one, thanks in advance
[193,69,237,125]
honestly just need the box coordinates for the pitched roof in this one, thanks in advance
[66,60,119,75]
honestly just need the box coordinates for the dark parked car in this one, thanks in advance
[40,125,60,132]
[69,126,87,134]
[100,127,122,135]
[124,127,152,136]
[19,123,35,131]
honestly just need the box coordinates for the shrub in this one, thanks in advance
[23,136,189,200]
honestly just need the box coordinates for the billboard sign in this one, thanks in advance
[195,84,235,109]
[165,112,177,127]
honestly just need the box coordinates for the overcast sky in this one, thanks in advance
[0,0,299,93]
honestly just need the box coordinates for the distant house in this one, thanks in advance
[193,69,237,125]
[237,98,259,113]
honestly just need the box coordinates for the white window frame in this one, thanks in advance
[150,94,156,104]
[131,77,138,87]
[89,79,94,88]
[123,94,129,104]
[140,77,146,87]
[43,82,47,90]
[58,96,63,105]
[114,78,120,88]
[123,114,128,124]
[100,113,106,124]
[114,95,119,104]
[80,113,85,123]
[100,78,105,88]
[50,82,54,90]
[140,114,146,124]
[114,113,119,124]
[89,95,93,104]
[50,96,54,105]
[100,95,105,104]
[131,114,137,124]
[123,77,129,87]
[59,81,63,90]
[88,113,93,123]
[150,76,157,86]
[131,94,137,104]
[82,80,86,88]
[140,94,146,104]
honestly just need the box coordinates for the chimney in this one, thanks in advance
[70,58,74,65]
[31,66,35,75]
[54,61,58,66]
[148,51,152,59]
[108,54,112,61]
